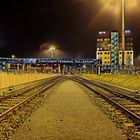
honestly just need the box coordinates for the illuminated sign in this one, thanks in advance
[58,59,74,64]
[98,31,110,38]
[24,59,33,64]
[99,31,106,34]
[0,58,98,65]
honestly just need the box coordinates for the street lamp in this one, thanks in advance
[121,0,125,67]
[49,46,55,58]
[12,54,15,59]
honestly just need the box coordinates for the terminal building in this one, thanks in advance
[96,30,134,71]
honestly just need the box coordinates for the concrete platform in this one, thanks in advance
[11,80,126,140]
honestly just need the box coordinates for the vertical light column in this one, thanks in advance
[50,46,55,73]
[50,46,55,58]
[58,64,61,74]
[122,0,125,66]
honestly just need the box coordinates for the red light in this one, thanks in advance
[54,64,57,66]
[36,64,40,67]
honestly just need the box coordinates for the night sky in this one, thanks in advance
[0,0,140,59]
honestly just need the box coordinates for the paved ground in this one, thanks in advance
[11,80,126,140]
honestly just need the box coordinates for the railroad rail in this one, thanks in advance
[0,76,63,99]
[73,76,140,125]
[0,75,64,122]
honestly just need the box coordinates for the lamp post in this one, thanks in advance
[121,0,125,67]
[49,46,55,73]
[50,46,55,58]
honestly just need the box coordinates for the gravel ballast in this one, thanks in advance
[11,80,126,140]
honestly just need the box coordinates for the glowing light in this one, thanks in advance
[99,0,140,13]
[89,0,122,28]
[99,0,121,15]
[83,65,86,68]
[125,30,131,34]
[99,31,106,34]
[49,45,56,58]
[12,54,15,58]
[88,0,140,28]
[127,0,139,8]
[49,46,55,50]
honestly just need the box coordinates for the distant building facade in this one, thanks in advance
[118,30,134,66]
[96,30,134,70]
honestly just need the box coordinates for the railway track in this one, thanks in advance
[1,75,139,139]
[0,76,61,98]
[72,76,140,139]
[0,75,63,123]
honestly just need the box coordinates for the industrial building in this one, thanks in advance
[96,30,134,71]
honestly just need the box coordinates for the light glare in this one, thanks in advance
[99,0,140,13]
